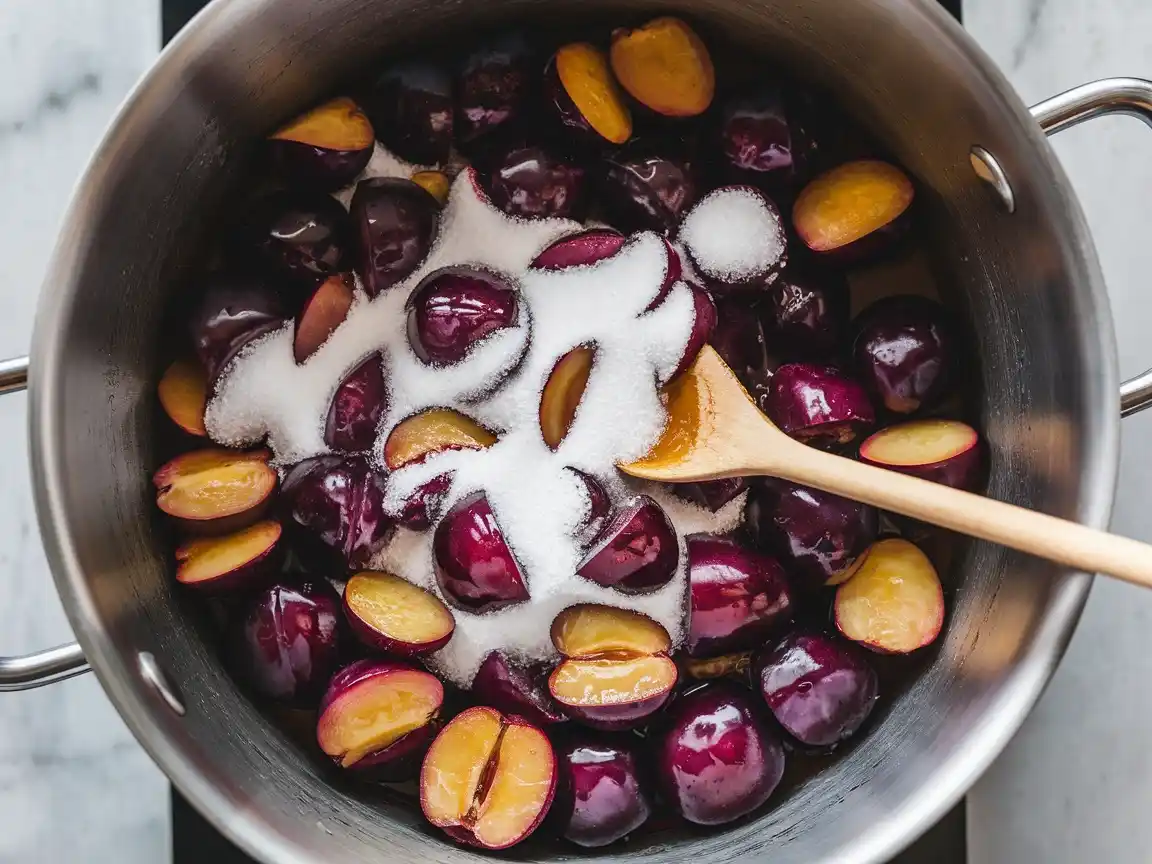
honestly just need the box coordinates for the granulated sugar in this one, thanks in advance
[679,186,786,283]
[207,158,738,687]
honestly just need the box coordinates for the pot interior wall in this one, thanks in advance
[33,0,1113,862]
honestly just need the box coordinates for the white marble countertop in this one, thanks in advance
[0,0,1149,861]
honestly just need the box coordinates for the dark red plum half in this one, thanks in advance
[325,354,387,452]
[365,61,454,165]
[472,651,567,726]
[654,681,786,826]
[577,495,678,593]
[764,263,850,359]
[717,86,796,193]
[852,294,957,415]
[484,145,587,220]
[687,536,794,658]
[279,455,394,570]
[553,735,653,847]
[190,278,287,382]
[392,473,453,530]
[406,266,520,365]
[763,362,875,448]
[600,147,699,235]
[667,283,718,382]
[433,491,530,613]
[267,97,375,191]
[237,190,350,285]
[231,579,343,706]
[709,295,767,375]
[756,630,878,748]
[670,476,749,512]
[570,469,611,546]
[530,229,626,270]
[455,33,534,148]
[744,478,879,589]
[350,177,440,297]
[859,418,983,491]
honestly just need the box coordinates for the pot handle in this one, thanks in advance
[1031,77,1152,417]
[0,355,90,691]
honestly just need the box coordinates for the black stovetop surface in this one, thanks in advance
[164,0,964,860]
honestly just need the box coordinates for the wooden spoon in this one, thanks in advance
[620,345,1152,588]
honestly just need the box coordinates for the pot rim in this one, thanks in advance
[25,0,1117,861]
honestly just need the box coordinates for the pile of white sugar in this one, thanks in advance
[205,157,748,687]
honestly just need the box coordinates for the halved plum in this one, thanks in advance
[764,263,849,359]
[175,520,282,593]
[484,145,587,220]
[455,33,534,148]
[762,363,875,449]
[545,43,632,146]
[433,491,529,613]
[686,536,793,658]
[553,734,653,848]
[718,86,796,193]
[268,97,375,190]
[793,160,913,261]
[610,17,715,117]
[190,278,287,382]
[708,295,766,376]
[350,177,440,297]
[471,651,566,726]
[420,706,556,849]
[540,345,596,450]
[654,681,785,825]
[158,359,209,437]
[551,604,672,658]
[756,630,878,748]
[577,495,678,593]
[383,408,497,470]
[364,61,454,165]
[666,283,717,382]
[238,189,350,285]
[231,579,343,706]
[406,266,520,365]
[154,448,277,534]
[835,538,944,653]
[859,418,982,490]
[343,571,455,655]
[279,454,393,569]
[318,659,444,779]
[411,170,451,204]
[392,473,454,531]
[600,147,699,235]
[669,477,749,512]
[294,273,354,363]
[570,469,611,546]
[744,478,878,590]
[530,229,626,271]
[325,353,387,452]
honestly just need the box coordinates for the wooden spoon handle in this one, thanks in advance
[776,445,1152,588]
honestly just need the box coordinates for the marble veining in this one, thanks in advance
[0,0,1148,862]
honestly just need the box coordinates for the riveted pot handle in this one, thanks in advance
[1031,77,1152,417]
[0,356,90,691]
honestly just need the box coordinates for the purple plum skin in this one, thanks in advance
[600,148,699,235]
[852,295,956,415]
[687,536,794,658]
[455,33,533,148]
[655,682,786,826]
[763,363,875,449]
[365,61,453,166]
[861,435,983,491]
[544,55,613,148]
[668,283,718,382]
[670,476,749,512]
[268,140,372,192]
[233,580,343,706]
[756,631,878,748]
[553,735,652,847]
[710,296,767,375]
[406,266,519,365]
[472,651,566,726]
[484,145,587,220]
[744,478,879,590]
[319,659,439,780]
[433,491,529,613]
[279,455,394,570]
[325,354,387,452]
[764,264,849,359]
[577,495,678,594]
[350,178,440,297]
[553,673,676,732]
[190,278,287,382]
[718,87,796,194]
[531,229,626,270]
[571,469,611,545]
[392,473,452,530]
[239,190,350,285]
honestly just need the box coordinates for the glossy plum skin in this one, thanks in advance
[484,145,588,220]
[717,87,796,193]
[756,631,878,748]
[687,536,794,658]
[600,148,699,235]
[279,455,394,570]
[238,190,350,285]
[319,659,440,780]
[709,296,766,376]
[852,295,956,414]
[577,496,678,593]
[325,354,387,452]
[190,278,287,381]
[268,141,372,192]
[670,476,749,512]
[471,651,566,726]
[455,33,533,148]
[350,178,440,297]
[763,363,875,449]
[365,61,453,165]
[553,735,652,847]
[531,229,625,270]
[745,478,879,590]
[764,264,849,359]
[392,473,452,530]
[654,682,786,826]
[231,580,343,706]
[406,266,519,365]
[668,283,718,382]
[433,491,529,613]
[571,469,611,545]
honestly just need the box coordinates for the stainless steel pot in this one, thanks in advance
[2,0,1151,861]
